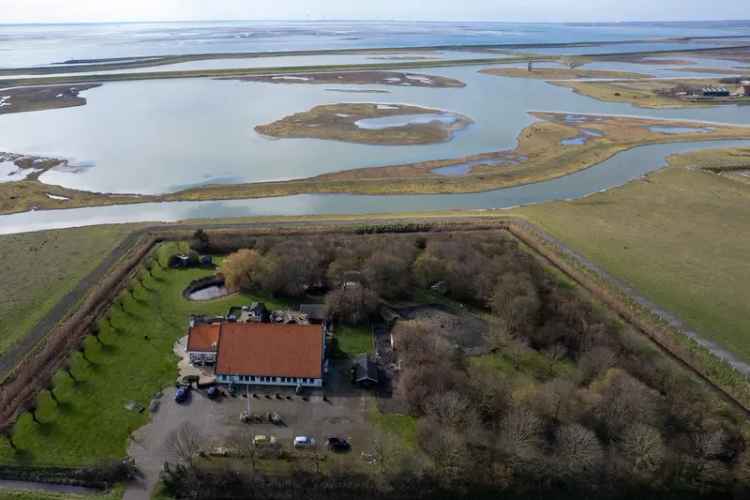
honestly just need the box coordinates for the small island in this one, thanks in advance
[231,70,466,88]
[0,83,100,115]
[254,102,473,145]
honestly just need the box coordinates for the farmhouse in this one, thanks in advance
[186,322,220,365]
[188,322,327,387]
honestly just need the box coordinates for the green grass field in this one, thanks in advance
[516,148,750,363]
[0,243,292,466]
[332,325,373,358]
[0,226,135,355]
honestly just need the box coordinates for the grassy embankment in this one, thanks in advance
[0,226,135,356]
[0,487,123,500]
[514,146,750,363]
[479,66,650,80]
[0,56,528,90]
[0,243,294,466]
[255,102,473,145]
[5,113,750,215]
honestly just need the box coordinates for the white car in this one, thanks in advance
[253,435,278,447]
[293,436,315,449]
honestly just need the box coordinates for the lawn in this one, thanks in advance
[515,147,750,363]
[333,324,373,358]
[368,403,417,450]
[0,225,136,356]
[0,243,292,466]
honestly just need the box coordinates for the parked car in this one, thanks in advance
[174,386,190,403]
[293,436,315,449]
[326,436,351,452]
[253,435,277,447]
[206,386,219,400]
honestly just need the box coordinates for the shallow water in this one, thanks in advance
[3,139,748,235]
[2,65,750,196]
[354,112,459,130]
[648,125,714,134]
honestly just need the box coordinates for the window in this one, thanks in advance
[250,376,255,382]
[272,376,278,382]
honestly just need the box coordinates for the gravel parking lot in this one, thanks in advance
[125,359,376,500]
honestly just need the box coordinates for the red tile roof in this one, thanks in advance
[216,323,323,379]
[187,323,221,352]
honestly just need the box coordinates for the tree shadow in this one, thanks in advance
[36,420,57,436]
[100,343,119,355]
[55,401,75,414]
[11,448,34,464]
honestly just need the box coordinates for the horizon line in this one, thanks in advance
[1,18,750,26]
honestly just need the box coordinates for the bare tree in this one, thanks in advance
[551,423,604,481]
[620,424,665,478]
[497,406,543,467]
[424,391,472,428]
[233,431,258,476]
[578,346,617,384]
[324,284,378,325]
[166,422,204,466]
[490,273,540,335]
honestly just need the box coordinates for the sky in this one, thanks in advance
[0,0,748,24]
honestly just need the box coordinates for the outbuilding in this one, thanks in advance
[300,304,327,324]
[186,322,221,365]
[352,355,379,388]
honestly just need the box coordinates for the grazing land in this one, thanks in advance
[0,225,135,356]
[254,102,473,145]
[231,70,465,88]
[480,66,649,80]
[516,146,750,363]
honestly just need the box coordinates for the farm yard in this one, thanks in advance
[0,226,747,499]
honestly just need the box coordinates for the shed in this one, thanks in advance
[352,355,379,388]
[300,304,327,324]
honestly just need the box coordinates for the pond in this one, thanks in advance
[354,112,461,130]
[188,285,229,301]
[648,125,715,134]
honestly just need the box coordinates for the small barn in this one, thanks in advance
[300,304,327,324]
[352,355,379,388]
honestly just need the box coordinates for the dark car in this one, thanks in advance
[175,386,190,403]
[327,436,351,452]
